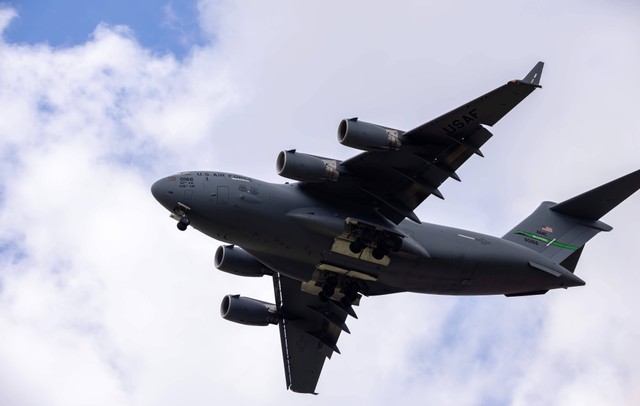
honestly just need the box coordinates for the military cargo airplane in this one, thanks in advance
[151,62,640,394]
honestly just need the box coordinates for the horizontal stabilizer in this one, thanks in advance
[550,169,640,221]
[505,289,548,297]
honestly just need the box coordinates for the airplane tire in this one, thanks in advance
[177,217,190,231]
[342,282,359,304]
[372,247,386,260]
[349,240,365,254]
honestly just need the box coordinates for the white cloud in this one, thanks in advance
[0,1,639,405]
[0,5,16,34]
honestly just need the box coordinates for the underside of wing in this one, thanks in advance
[292,62,544,224]
[272,273,355,394]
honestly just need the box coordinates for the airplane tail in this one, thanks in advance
[502,170,640,272]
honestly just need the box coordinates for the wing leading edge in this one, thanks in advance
[272,273,354,394]
[333,62,544,224]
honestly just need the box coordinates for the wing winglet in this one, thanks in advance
[518,61,544,88]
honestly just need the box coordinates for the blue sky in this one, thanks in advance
[2,0,206,57]
[0,1,639,405]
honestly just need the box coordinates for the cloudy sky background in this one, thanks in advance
[0,1,639,405]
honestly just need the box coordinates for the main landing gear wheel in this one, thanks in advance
[341,281,359,307]
[318,275,338,302]
[349,240,366,254]
[350,239,387,259]
[177,217,190,231]
[371,247,386,260]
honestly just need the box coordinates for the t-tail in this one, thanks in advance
[503,169,640,272]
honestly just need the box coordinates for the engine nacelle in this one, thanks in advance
[214,245,271,277]
[337,118,401,151]
[220,294,279,326]
[276,150,339,182]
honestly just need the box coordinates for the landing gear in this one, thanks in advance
[349,238,390,259]
[349,240,366,254]
[319,275,338,302]
[171,202,192,231]
[177,217,190,231]
[340,281,360,307]
[303,271,361,318]
[343,219,403,261]
[371,247,386,260]
[317,273,361,307]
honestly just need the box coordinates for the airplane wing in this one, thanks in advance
[272,272,353,394]
[309,62,544,224]
[266,64,544,390]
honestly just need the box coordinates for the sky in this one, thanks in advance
[2,0,206,58]
[0,1,639,405]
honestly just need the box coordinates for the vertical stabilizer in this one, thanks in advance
[503,170,640,270]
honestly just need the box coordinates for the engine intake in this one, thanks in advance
[214,245,271,277]
[220,294,279,326]
[276,150,339,182]
[337,118,401,151]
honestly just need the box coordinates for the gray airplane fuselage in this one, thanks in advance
[151,171,585,297]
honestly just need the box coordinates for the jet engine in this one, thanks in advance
[220,294,279,326]
[337,118,401,151]
[276,150,339,182]
[214,245,272,277]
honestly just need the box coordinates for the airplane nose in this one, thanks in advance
[151,178,175,209]
[151,178,164,203]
